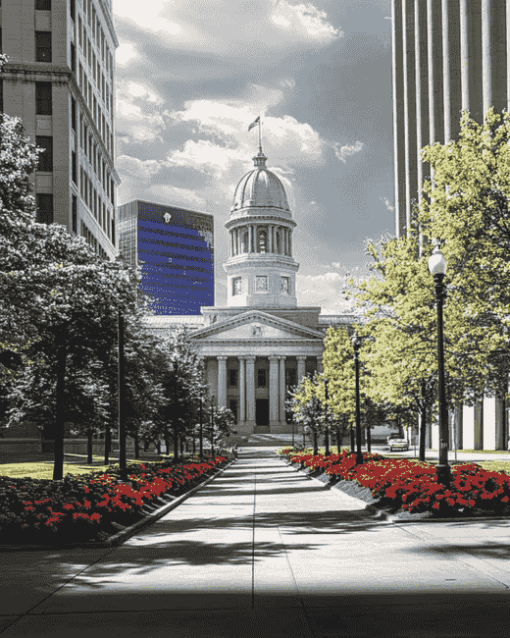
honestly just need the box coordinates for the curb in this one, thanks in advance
[280,458,510,526]
[0,460,235,552]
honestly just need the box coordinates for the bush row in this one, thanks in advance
[279,448,510,517]
[0,456,227,544]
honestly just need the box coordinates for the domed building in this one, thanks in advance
[146,147,354,435]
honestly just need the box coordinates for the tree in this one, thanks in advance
[290,373,328,455]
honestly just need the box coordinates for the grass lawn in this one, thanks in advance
[0,462,111,480]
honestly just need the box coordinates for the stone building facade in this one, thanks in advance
[145,148,354,434]
[0,0,120,259]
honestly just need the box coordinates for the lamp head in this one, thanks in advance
[351,330,361,351]
[428,239,447,276]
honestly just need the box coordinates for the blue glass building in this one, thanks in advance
[117,200,214,314]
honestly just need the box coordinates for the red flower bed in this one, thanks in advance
[0,456,227,544]
[281,449,510,517]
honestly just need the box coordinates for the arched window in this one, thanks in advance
[259,230,267,253]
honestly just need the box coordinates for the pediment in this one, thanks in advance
[189,310,324,342]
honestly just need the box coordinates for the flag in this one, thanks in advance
[248,116,260,132]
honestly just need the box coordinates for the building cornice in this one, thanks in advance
[225,215,297,230]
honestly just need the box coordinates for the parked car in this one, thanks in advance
[388,438,409,452]
[387,433,402,445]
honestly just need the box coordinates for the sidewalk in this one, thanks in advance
[1,449,510,637]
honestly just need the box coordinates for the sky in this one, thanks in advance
[111,0,394,313]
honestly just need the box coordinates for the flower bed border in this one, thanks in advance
[0,459,234,551]
[280,452,510,524]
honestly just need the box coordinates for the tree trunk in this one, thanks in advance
[350,427,355,453]
[313,430,318,456]
[173,430,179,463]
[180,436,184,456]
[104,421,111,465]
[336,428,341,454]
[87,429,93,465]
[192,436,196,455]
[419,403,427,462]
[366,424,371,453]
[134,433,140,460]
[53,330,67,481]
[155,439,161,454]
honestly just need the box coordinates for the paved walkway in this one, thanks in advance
[2,450,510,637]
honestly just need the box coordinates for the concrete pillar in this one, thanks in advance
[269,356,279,426]
[460,0,469,112]
[297,356,307,383]
[442,0,451,142]
[279,356,286,423]
[392,0,406,237]
[249,225,253,253]
[403,0,417,232]
[268,224,273,253]
[217,356,228,408]
[238,357,246,423]
[482,0,491,118]
[246,357,256,427]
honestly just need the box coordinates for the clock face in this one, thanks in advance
[164,213,172,223]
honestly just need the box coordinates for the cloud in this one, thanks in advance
[333,140,364,164]
[116,79,168,144]
[296,272,353,314]
[112,0,342,57]
[379,196,394,213]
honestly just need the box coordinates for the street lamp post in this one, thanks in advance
[199,394,204,460]
[324,378,330,456]
[118,311,127,481]
[351,331,363,466]
[428,240,451,487]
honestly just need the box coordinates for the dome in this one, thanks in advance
[231,151,290,213]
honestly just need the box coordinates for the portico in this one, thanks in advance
[191,309,325,434]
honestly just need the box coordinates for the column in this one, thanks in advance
[231,231,235,257]
[442,0,451,143]
[279,356,286,424]
[249,225,253,253]
[460,0,469,112]
[238,357,246,424]
[297,356,307,383]
[246,356,256,427]
[481,0,491,118]
[268,224,273,253]
[454,400,464,450]
[288,230,292,256]
[217,356,227,408]
[269,356,279,426]
[316,357,323,374]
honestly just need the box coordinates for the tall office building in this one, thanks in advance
[392,0,509,450]
[0,0,120,259]
[392,0,509,237]
[117,200,215,315]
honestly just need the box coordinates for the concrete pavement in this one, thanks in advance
[1,448,510,637]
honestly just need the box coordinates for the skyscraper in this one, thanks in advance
[392,0,509,237]
[0,0,120,259]
[117,200,215,315]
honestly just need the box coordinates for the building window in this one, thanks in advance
[36,136,53,172]
[36,82,52,115]
[258,369,266,388]
[111,218,115,246]
[78,17,82,46]
[229,399,238,424]
[70,0,75,21]
[255,276,268,292]
[285,369,296,388]
[71,96,76,130]
[72,151,77,184]
[36,0,51,10]
[258,230,266,253]
[36,194,53,224]
[281,277,290,294]
[72,195,77,233]
[71,43,76,73]
[35,32,52,63]
[229,369,238,388]
[232,277,242,296]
